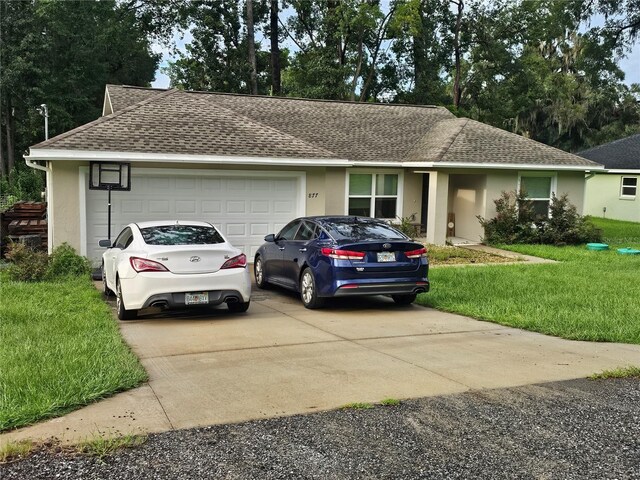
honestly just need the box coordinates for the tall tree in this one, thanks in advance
[270,0,281,94]
[246,0,258,94]
[0,0,159,199]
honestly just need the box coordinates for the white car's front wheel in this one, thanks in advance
[102,262,112,297]
[116,280,137,321]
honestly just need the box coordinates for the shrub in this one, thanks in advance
[478,190,538,244]
[394,213,420,238]
[47,243,92,279]
[5,243,49,282]
[479,191,602,246]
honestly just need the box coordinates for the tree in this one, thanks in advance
[246,0,258,94]
[0,0,159,199]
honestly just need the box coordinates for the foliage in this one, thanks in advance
[0,275,147,431]
[0,168,45,203]
[0,0,159,190]
[47,243,92,279]
[589,366,640,379]
[4,243,49,282]
[394,213,419,238]
[76,434,147,459]
[479,191,601,245]
[4,242,91,282]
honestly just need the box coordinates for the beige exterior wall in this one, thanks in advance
[448,174,487,242]
[324,168,346,215]
[49,161,85,253]
[585,173,640,222]
[402,171,423,222]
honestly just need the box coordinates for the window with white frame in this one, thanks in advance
[519,174,556,218]
[348,172,399,219]
[620,176,638,198]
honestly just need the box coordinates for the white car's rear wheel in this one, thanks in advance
[116,280,137,321]
[228,300,250,313]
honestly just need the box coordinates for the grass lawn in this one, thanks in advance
[418,218,640,345]
[0,275,147,432]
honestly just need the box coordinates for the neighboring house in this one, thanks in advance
[579,134,640,222]
[27,85,602,265]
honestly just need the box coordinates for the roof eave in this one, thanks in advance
[404,161,604,171]
[26,148,354,167]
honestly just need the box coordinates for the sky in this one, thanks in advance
[151,30,640,90]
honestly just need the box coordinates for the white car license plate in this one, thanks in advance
[185,292,209,305]
[377,251,396,262]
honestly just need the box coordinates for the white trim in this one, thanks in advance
[27,148,603,171]
[607,169,640,174]
[80,168,306,256]
[46,164,53,254]
[27,148,353,167]
[344,169,404,220]
[102,89,113,116]
[620,176,638,199]
[408,162,604,171]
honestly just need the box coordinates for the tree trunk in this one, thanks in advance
[0,103,5,177]
[452,0,463,109]
[270,0,281,95]
[350,39,364,101]
[246,0,258,95]
[5,99,15,175]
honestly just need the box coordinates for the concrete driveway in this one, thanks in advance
[3,282,640,446]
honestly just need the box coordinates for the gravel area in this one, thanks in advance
[2,378,639,479]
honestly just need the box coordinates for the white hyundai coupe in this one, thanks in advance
[100,220,251,320]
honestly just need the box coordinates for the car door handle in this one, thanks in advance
[278,246,285,251]
[299,248,307,252]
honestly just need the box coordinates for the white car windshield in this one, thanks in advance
[140,225,225,245]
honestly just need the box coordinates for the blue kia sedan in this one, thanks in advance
[254,216,429,309]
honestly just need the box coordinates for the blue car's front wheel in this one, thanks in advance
[300,268,324,309]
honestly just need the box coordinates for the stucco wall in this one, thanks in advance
[585,173,640,222]
[49,161,84,253]
[324,168,346,215]
[403,172,423,222]
[449,174,486,242]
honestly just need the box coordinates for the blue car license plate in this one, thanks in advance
[185,292,209,305]
[377,251,395,262]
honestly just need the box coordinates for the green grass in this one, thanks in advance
[0,439,34,463]
[418,219,640,344]
[76,433,147,459]
[380,398,401,406]
[0,275,147,432]
[589,366,640,379]
[588,216,640,245]
[341,402,375,410]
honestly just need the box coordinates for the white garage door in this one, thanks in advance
[85,170,303,265]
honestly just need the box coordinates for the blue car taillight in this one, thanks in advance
[321,247,365,260]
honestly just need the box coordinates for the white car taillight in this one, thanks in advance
[130,257,169,272]
[321,247,366,260]
[405,247,428,259]
[221,253,247,269]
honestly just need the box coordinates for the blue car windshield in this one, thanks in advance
[140,225,224,245]
[323,221,406,240]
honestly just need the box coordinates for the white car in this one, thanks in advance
[100,220,251,320]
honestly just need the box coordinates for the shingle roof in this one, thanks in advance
[578,134,640,169]
[31,84,600,168]
[106,85,165,113]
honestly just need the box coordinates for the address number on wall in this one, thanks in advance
[307,193,319,198]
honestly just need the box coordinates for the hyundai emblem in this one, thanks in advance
[190,256,201,263]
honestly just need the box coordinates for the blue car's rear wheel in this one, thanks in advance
[300,268,324,309]
[392,293,417,305]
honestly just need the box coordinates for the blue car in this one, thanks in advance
[254,216,429,309]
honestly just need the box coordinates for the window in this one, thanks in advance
[140,225,224,245]
[519,174,555,218]
[621,177,638,198]
[294,221,318,241]
[324,219,406,240]
[114,228,133,249]
[277,220,301,241]
[348,173,399,219]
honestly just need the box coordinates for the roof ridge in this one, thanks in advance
[106,84,169,93]
[31,89,179,149]
[200,94,340,158]
[182,89,445,110]
[434,118,469,161]
[403,116,466,162]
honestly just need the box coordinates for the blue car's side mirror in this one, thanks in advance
[99,239,112,248]
[264,234,275,242]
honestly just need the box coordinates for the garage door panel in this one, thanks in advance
[85,173,302,265]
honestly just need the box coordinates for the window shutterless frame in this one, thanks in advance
[345,170,403,220]
[517,172,557,218]
[620,176,638,199]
